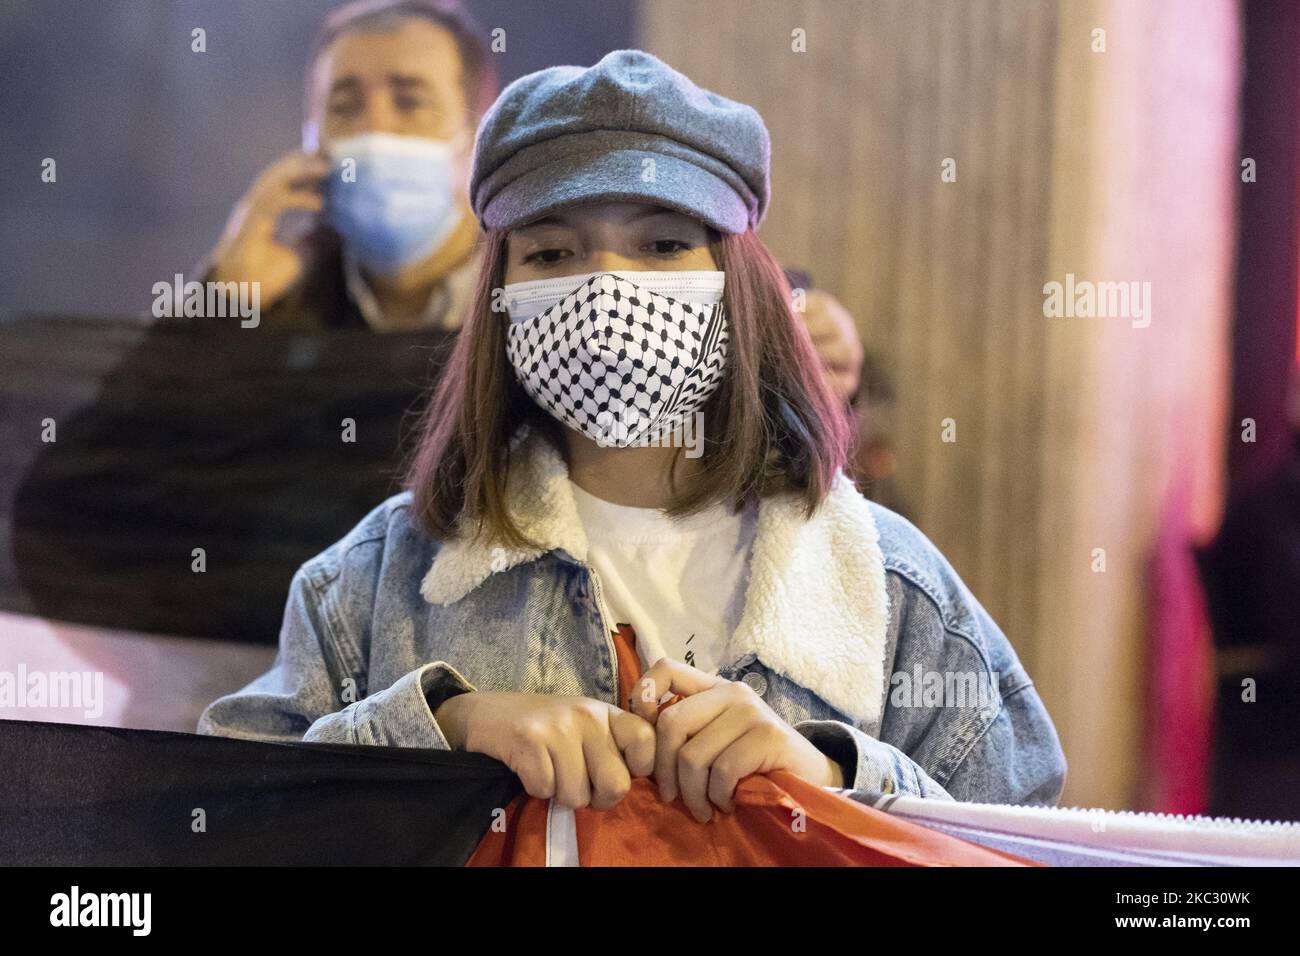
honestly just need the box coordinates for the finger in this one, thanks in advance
[674,705,757,822]
[830,372,857,402]
[583,719,633,811]
[239,195,324,240]
[286,154,331,182]
[513,743,556,801]
[706,724,779,814]
[242,184,326,230]
[609,707,656,778]
[627,658,674,719]
[628,656,722,723]
[802,296,860,349]
[808,325,842,347]
[283,173,328,196]
[815,338,855,368]
[802,309,850,343]
[266,173,328,205]
[252,152,308,189]
[654,683,739,802]
[800,309,832,334]
[548,736,592,810]
[253,152,327,196]
[275,193,325,214]
[278,151,332,181]
[253,159,329,207]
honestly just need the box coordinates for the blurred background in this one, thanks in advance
[1,0,1297,819]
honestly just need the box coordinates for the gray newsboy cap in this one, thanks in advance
[469,49,771,235]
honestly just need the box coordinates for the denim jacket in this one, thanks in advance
[198,426,1068,805]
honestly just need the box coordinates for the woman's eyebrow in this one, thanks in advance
[512,215,568,234]
[629,207,685,222]
[511,208,695,240]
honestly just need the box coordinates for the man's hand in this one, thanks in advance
[207,150,331,310]
[628,657,844,822]
[801,289,865,404]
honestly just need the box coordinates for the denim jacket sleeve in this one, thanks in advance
[796,505,1068,806]
[196,500,476,748]
[798,680,1066,804]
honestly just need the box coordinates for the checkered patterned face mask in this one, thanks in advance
[503,271,728,447]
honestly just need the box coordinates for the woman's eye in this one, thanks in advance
[646,238,692,255]
[522,248,571,266]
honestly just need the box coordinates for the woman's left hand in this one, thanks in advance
[627,657,845,822]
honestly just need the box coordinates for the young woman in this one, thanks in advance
[199,50,1067,821]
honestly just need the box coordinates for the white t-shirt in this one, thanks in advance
[568,479,759,676]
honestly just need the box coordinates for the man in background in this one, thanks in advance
[203,0,865,399]
[206,0,492,332]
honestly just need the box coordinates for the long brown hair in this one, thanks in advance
[402,226,854,549]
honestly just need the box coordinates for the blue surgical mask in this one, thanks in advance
[324,132,466,274]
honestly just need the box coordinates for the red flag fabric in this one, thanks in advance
[468,624,1039,867]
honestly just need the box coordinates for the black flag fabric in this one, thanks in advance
[0,718,520,865]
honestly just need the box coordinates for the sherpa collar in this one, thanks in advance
[420,426,891,726]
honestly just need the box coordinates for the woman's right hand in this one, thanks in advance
[434,691,656,810]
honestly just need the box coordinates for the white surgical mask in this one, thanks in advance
[324,132,465,274]
[502,270,725,322]
[503,271,729,447]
